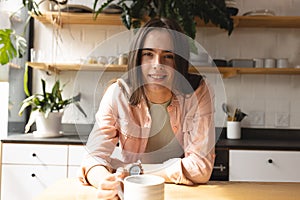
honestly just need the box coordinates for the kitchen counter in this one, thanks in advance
[34,178,300,200]
[2,128,300,150]
[217,138,300,150]
[0,133,88,145]
[216,128,300,150]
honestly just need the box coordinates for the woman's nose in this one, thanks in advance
[153,55,164,69]
[153,55,162,64]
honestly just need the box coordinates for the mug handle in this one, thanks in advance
[117,178,124,200]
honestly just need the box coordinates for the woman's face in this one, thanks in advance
[140,30,175,92]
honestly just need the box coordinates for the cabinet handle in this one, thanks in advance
[213,164,226,172]
[32,153,37,157]
[31,173,36,177]
[268,159,273,163]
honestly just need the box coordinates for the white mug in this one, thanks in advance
[120,174,165,200]
[253,58,264,68]
[276,58,288,68]
[227,121,241,139]
[264,58,275,68]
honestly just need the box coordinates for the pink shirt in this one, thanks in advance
[79,78,215,185]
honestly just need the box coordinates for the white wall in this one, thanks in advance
[33,0,300,129]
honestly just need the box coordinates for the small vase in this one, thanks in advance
[34,112,63,138]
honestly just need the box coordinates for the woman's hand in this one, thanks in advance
[96,173,120,200]
[96,172,127,200]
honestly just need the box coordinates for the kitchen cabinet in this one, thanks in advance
[210,148,229,181]
[0,143,87,200]
[229,149,300,182]
[67,145,88,178]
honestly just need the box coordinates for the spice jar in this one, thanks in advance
[97,56,108,65]
[87,56,97,64]
[118,53,128,65]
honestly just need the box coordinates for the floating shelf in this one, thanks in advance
[31,12,300,28]
[27,62,300,78]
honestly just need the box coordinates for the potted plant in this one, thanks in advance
[93,0,234,39]
[1,0,234,67]
[18,79,87,138]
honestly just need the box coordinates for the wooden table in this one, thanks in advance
[34,178,300,200]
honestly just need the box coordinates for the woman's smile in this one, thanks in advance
[148,73,168,81]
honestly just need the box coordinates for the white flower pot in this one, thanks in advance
[34,112,63,138]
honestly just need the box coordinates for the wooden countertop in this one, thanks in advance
[34,178,300,200]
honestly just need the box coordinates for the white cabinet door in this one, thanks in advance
[1,143,69,200]
[68,145,88,166]
[2,143,68,165]
[1,165,67,200]
[68,145,88,178]
[229,150,300,182]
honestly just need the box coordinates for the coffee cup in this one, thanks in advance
[119,174,165,200]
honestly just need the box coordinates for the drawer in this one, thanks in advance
[229,150,300,182]
[1,164,66,200]
[68,145,88,166]
[2,143,68,165]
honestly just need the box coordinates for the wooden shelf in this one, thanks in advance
[27,62,300,78]
[31,12,300,28]
[232,16,300,28]
[30,12,123,27]
[26,62,127,73]
[211,67,300,78]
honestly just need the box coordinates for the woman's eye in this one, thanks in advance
[142,52,153,57]
[164,54,174,59]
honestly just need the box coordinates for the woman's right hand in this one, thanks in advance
[96,173,121,200]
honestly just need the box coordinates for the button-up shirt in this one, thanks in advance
[79,78,215,185]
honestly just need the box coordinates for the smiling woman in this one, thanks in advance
[79,18,216,199]
[140,30,176,104]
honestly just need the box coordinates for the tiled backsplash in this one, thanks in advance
[33,0,300,129]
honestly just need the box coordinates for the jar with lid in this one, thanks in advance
[87,56,97,64]
[118,53,128,65]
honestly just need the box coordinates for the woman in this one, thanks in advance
[80,18,215,199]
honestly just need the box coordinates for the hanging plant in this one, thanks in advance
[93,0,234,39]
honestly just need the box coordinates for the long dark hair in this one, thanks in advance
[125,18,201,106]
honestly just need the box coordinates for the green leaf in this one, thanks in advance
[15,34,27,58]
[41,79,46,98]
[74,102,87,118]
[132,20,141,29]
[23,63,31,96]
[0,29,17,65]
[93,0,115,19]
[121,3,131,29]
[23,0,42,16]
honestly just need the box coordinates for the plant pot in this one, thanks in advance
[34,112,63,138]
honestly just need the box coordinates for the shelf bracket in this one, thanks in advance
[47,13,63,28]
[47,64,60,74]
[233,17,240,28]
